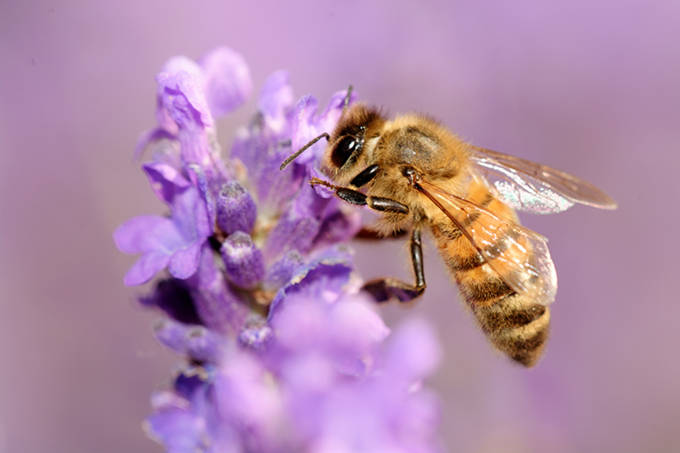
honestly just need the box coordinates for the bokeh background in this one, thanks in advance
[1,0,678,452]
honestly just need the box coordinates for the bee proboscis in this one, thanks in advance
[281,88,616,367]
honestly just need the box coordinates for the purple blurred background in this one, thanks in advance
[1,0,678,452]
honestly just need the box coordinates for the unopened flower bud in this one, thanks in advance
[221,231,265,288]
[217,181,257,234]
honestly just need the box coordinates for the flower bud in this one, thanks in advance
[216,181,257,234]
[221,231,265,288]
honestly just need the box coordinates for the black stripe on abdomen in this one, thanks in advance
[459,276,514,303]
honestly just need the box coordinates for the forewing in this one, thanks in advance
[470,146,617,214]
[419,180,557,305]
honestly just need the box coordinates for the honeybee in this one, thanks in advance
[280,89,616,367]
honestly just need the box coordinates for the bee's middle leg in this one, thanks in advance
[309,177,425,303]
[362,227,426,303]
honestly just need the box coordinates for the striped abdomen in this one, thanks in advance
[430,178,550,367]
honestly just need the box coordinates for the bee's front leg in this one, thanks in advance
[309,177,409,214]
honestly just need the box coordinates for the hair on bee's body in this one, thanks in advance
[282,91,616,367]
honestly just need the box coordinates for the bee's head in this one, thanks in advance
[322,104,385,183]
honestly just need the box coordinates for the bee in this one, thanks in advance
[280,89,616,367]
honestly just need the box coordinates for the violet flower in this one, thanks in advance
[115,46,443,453]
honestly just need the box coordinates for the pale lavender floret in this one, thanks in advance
[199,47,252,119]
[145,395,208,453]
[290,89,359,165]
[263,182,361,261]
[153,319,226,363]
[147,369,238,453]
[216,181,257,235]
[184,326,227,363]
[152,318,194,355]
[154,47,250,131]
[143,245,443,453]
[286,319,442,453]
[257,70,294,134]
[118,46,444,453]
[140,47,251,181]
[262,250,304,292]
[231,71,293,175]
[186,164,218,233]
[220,231,265,289]
[231,71,305,211]
[263,184,326,261]
[184,244,249,335]
[238,316,274,350]
[267,246,355,323]
[113,180,210,286]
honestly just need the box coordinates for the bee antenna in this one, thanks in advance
[343,85,354,114]
[279,132,330,171]
[280,86,353,171]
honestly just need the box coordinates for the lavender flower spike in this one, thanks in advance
[116,46,444,453]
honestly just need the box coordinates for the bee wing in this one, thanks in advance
[419,180,558,305]
[469,146,617,214]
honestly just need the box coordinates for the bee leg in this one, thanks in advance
[349,164,380,188]
[310,177,410,214]
[363,227,426,303]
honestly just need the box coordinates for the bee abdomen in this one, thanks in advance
[472,296,550,367]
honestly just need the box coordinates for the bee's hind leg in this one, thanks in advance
[362,227,426,303]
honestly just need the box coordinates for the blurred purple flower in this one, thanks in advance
[115,46,443,453]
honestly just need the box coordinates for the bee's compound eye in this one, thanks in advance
[331,135,359,168]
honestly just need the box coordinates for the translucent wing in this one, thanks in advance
[469,146,617,214]
[418,179,558,305]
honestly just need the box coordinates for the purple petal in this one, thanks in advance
[255,146,306,209]
[258,71,294,133]
[186,164,217,230]
[133,127,177,161]
[262,250,304,292]
[170,185,212,245]
[268,248,354,321]
[145,404,207,452]
[185,325,227,363]
[200,47,252,118]
[168,241,203,279]
[311,208,363,252]
[264,214,320,261]
[161,55,203,79]
[238,316,274,351]
[124,251,172,286]
[270,295,328,353]
[316,87,358,132]
[142,161,190,206]
[263,183,333,260]
[113,215,182,254]
[229,125,269,184]
[327,297,390,376]
[114,215,187,286]
[156,71,213,130]
[153,318,193,355]
[185,244,249,335]
[290,95,321,161]
[308,166,335,199]
[140,278,202,325]
[383,318,442,384]
[215,350,284,431]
